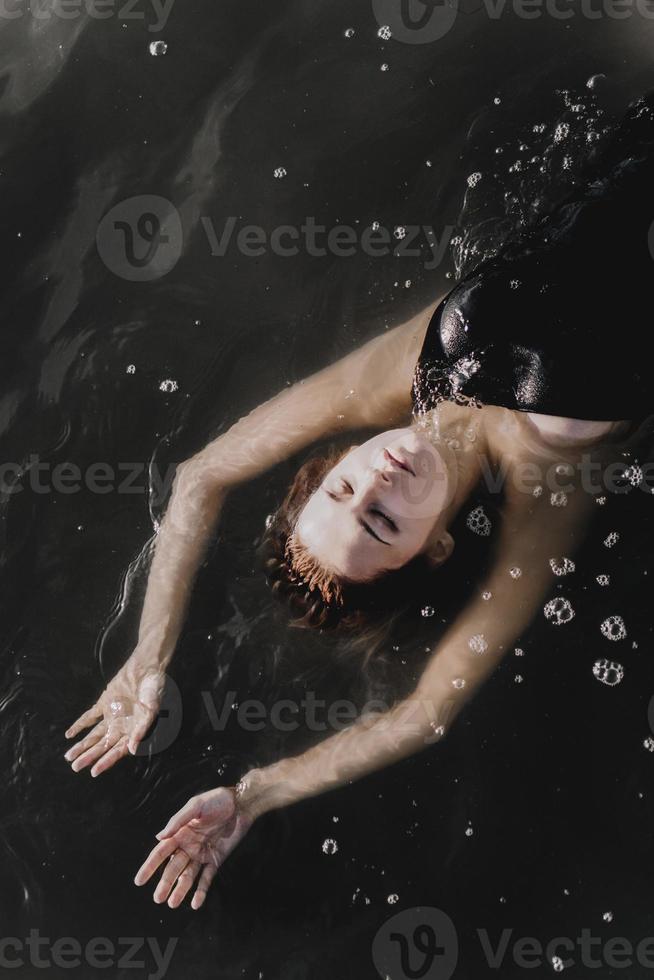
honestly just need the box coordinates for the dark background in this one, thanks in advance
[2,2,654,977]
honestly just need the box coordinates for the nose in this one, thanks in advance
[370,467,392,486]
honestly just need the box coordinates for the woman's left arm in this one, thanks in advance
[136,467,596,908]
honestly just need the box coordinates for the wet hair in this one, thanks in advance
[259,446,444,634]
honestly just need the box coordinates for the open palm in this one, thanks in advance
[64,658,166,776]
[134,788,254,910]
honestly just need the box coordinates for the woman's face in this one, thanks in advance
[294,427,453,582]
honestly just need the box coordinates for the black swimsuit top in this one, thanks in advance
[413,94,654,424]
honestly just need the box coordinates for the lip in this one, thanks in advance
[384,448,415,476]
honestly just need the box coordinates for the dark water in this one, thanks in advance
[2,4,654,979]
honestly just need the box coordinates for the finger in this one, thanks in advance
[154,850,191,905]
[65,705,103,740]
[90,735,130,777]
[70,732,119,773]
[134,839,178,887]
[191,863,217,911]
[64,723,107,763]
[167,860,201,909]
[156,798,203,840]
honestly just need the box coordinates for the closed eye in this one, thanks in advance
[371,507,398,533]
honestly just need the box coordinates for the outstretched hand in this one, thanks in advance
[64,657,166,776]
[134,788,254,910]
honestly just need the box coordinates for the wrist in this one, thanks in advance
[235,767,276,821]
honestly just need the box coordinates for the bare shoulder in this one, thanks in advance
[351,297,443,426]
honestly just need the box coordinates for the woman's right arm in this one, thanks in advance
[64,300,441,776]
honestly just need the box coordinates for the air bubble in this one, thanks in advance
[393,226,406,240]
[509,566,522,580]
[380,63,390,72]
[533,485,543,497]
[544,597,575,625]
[322,839,338,855]
[600,615,627,641]
[467,505,492,537]
[549,558,575,577]
[149,40,168,56]
[554,122,570,143]
[593,659,624,686]
[552,956,565,973]
[515,675,524,684]
[468,634,488,655]
[515,648,524,657]
[623,464,643,487]
[603,911,614,923]
[644,737,654,753]
[126,364,136,374]
[344,27,355,38]
[452,678,466,690]
[482,590,493,601]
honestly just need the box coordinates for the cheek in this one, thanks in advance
[388,476,446,523]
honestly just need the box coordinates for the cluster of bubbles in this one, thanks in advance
[451,83,613,282]
[550,492,568,508]
[273,167,287,179]
[552,956,565,974]
[643,737,654,753]
[468,633,488,655]
[596,574,610,587]
[322,839,338,856]
[604,532,619,548]
[149,40,167,56]
[421,606,435,618]
[466,505,492,537]
[600,615,627,641]
[592,659,624,687]
[159,379,178,393]
[387,893,399,904]
[509,566,523,580]
[544,597,575,626]
[550,557,575,577]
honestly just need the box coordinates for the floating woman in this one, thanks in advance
[65,93,654,910]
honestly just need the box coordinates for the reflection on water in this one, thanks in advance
[2,4,654,978]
